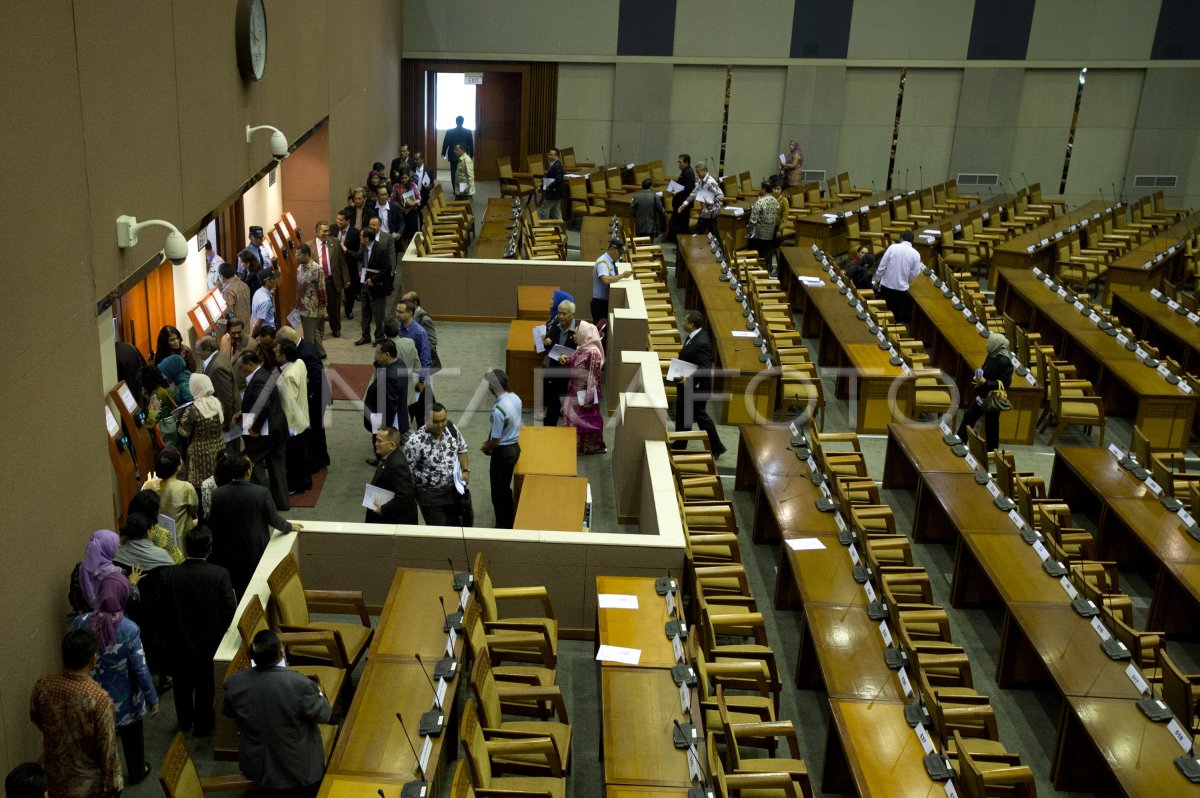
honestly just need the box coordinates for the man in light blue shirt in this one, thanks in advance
[395,299,432,423]
[481,369,522,528]
[250,271,278,336]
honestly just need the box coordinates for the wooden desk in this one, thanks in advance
[822,699,942,798]
[796,604,904,700]
[595,575,677,669]
[517,285,558,321]
[776,533,864,611]
[1105,211,1200,303]
[793,190,914,258]
[505,319,545,407]
[601,666,702,789]
[513,474,588,532]
[994,267,1197,450]
[676,236,776,424]
[989,199,1112,276]
[1111,288,1200,373]
[369,568,469,662]
[606,787,689,798]
[907,273,1040,444]
[512,426,577,502]
[882,421,975,491]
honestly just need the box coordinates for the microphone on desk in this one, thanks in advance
[1098,592,1132,661]
[671,717,698,750]
[1177,731,1200,782]
[1135,660,1174,722]
[1020,171,1032,196]
[448,552,472,592]
[413,653,446,736]
[439,595,463,633]
[394,712,429,798]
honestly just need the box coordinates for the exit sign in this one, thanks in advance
[464,73,483,85]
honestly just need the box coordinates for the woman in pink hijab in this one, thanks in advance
[562,320,607,454]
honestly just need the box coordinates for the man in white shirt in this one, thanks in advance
[204,241,225,290]
[872,230,922,324]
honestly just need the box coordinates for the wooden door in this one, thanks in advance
[117,259,176,358]
[474,72,523,181]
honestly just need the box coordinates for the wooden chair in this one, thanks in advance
[1044,362,1106,446]
[235,595,346,703]
[450,757,557,798]
[267,553,373,672]
[568,176,605,219]
[498,156,536,200]
[778,364,825,429]
[159,732,254,795]
[560,147,593,170]
[1110,614,1164,682]
[950,731,1036,798]
[707,733,810,798]
[714,686,811,793]
[915,670,1003,753]
[460,699,567,788]
[470,657,571,775]
[690,635,779,727]
[472,552,558,668]
[1161,648,1200,734]
[463,599,556,717]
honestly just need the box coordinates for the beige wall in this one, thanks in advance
[0,0,402,773]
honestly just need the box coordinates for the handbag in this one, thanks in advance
[981,382,1012,413]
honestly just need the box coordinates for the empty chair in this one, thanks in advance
[159,732,254,795]
[470,656,571,775]
[1043,362,1106,446]
[950,730,1036,798]
[267,553,373,672]
[460,699,567,788]
[1161,648,1200,733]
[472,552,558,668]
[713,686,811,793]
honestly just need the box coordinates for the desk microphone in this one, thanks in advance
[1099,593,1132,661]
[413,653,446,736]
[1135,664,1173,722]
[671,717,698,750]
[1177,730,1200,782]
[394,712,428,798]
[447,554,472,592]
[439,595,463,633]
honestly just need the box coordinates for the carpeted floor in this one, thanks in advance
[326,362,373,401]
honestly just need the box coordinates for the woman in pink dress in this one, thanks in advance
[562,320,606,454]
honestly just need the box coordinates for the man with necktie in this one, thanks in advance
[310,221,347,338]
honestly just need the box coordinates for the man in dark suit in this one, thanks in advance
[309,220,346,338]
[412,152,434,207]
[671,310,725,457]
[441,116,474,187]
[196,335,239,432]
[334,210,360,321]
[539,148,566,220]
[364,427,418,524]
[237,348,290,510]
[369,185,404,240]
[668,153,696,241]
[158,526,236,736]
[277,327,329,471]
[540,299,578,427]
[363,340,409,459]
[389,144,414,186]
[207,454,299,599]
[223,630,330,795]
[354,228,394,345]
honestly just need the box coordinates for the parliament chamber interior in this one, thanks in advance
[6,1,1200,796]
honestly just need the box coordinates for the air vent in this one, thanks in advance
[801,170,826,183]
[1134,175,1177,188]
[957,173,1000,187]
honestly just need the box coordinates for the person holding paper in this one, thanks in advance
[482,370,522,529]
[178,373,225,492]
[539,148,565,220]
[141,447,199,549]
[630,178,667,239]
[389,143,414,186]
[222,630,331,795]
[362,340,410,467]
[667,153,696,241]
[404,403,473,526]
[441,115,474,185]
[591,249,633,325]
[249,270,278,338]
[277,340,312,497]
[670,310,725,457]
[562,320,606,454]
[237,348,290,511]
[354,227,394,345]
[370,184,404,240]
[872,229,922,325]
[364,427,418,524]
[780,139,804,187]
[541,300,578,427]
[679,162,724,236]
[395,299,434,423]
[391,167,421,246]
[412,152,434,206]
[453,143,475,202]
[957,333,1014,453]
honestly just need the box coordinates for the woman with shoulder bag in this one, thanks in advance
[957,332,1014,452]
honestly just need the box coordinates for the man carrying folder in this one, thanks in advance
[669,310,725,457]
[540,148,565,220]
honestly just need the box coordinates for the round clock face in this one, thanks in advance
[248,0,267,80]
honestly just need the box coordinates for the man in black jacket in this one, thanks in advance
[335,209,361,321]
[671,310,725,457]
[355,228,394,345]
[207,454,299,599]
[365,427,418,524]
[539,148,565,220]
[238,348,290,510]
[667,153,696,241]
[158,526,236,736]
[441,116,474,187]
[363,338,409,444]
[540,299,577,427]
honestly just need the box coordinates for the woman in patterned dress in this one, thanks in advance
[177,373,224,493]
[562,320,607,455]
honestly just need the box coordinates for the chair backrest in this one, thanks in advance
[952,731,1035,798]
[471,552,500,623]
[1161,648,1198,730]
[966,426,987,469]
[158,733,208,798]
[1130,425,1152,464]
[496,156,513,178]
[237,593,269,647]
[268,552,311,627]
[470,649,504,727]
[650,160,666,182]
[459,699,495,787]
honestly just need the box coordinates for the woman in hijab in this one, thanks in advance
[178,373,224,492]
[72,529,142,614]
[547,289,574,324]
[780,139,804,187]
[957,332,1014,453]
[158,354,193,404]
[562,320,607,455]
[126,490,183,564]
[69,575,159,785]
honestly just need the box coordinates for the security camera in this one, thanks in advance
[116,215,189,264]
[247,124,290,159]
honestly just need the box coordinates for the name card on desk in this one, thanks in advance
[1059,576,1078,599]
[945,782,960,798]
[1043,277,1055,288]
[879,619,894,648]
[1033,267,1043,277]
[1090,616,1113,641]
[1116,333,1130,345]
[672,634,684,663]
[679,680,691,714]
[986,481,1002,499]
[1180,509,1195,527]
[1188,312,1200,324]
[418,735,432,775]
[897,667,915,698]
[914,723,936,755]
[964,452,979,470]
[1169,719,1194,752]
[807,456,818,471]
[940,422,952,435]
[1008,510,1026,529]
[834,512,847,531]
[848,544,862,565]
[1107,443,1125,459]
[435,677,448,709]
[1074,301,1086,312]
[1126,664,1151,695]
[687,744,703,782]
[1145,478,1163,496]
[1158,364,1172,378]
[1031,540,1052,562]
[1181,381,1194,394]
[666,589,677,617]
[1088,312,1102,323]
[864,580,877,603]
[1025,371,1037,385]
[595,645,642,665]
[1057,287,1069,298]
[1151,289,1163,299]
[446,628,456,657]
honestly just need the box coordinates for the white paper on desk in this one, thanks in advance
[672,633,684,663]
[532,324,547,354]
[667,180,685,194]
[595,644,641,665]
[362,483,395,511]
[542,177,555,190]
[666,358,697,382]
[731,330,756,338]
[548,344,575,362]
[799,276,825,285]
[597,593,639,610]
[786,537,826,551]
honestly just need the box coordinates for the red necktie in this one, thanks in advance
[320,240,330,277]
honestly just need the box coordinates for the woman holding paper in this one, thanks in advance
[392,167,421,246]
[562,320,606,454]
[780,139,804,187]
